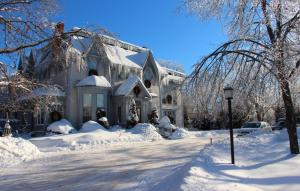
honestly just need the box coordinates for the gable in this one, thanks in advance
[114,75,151,97]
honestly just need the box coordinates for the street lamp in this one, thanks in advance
[224,86,235,164]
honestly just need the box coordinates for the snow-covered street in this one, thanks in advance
[0,137,209,191]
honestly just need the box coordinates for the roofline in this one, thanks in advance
[70,28,148,53]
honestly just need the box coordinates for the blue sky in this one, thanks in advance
[56,0,227,74]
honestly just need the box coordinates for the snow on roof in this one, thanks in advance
[98,33,148,52]
[32,86,66,97]
[76,75,111,87]
[161,66,185,76]
[71,36,93,54]
[149,92,158,97]
[103,44,143,69]
[115,75,151,97]
[17,85,65,101]
[166,75,185,84]
[126,51,149,67]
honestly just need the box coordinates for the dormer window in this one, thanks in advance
[133,86,141,97]
[144,80,151,88]
[166,95,172,104]
[88,69,98,76]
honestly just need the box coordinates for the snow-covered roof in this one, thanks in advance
[115,75,151,97]
[76,75,111,88]
[166,75,185,84]
[149,92,158,97]
[163,67,185,76]
[126,51,149,67]
[71,36,93,54]
[17,85,65,101]
[32,86,66,97]
[103,44,144,69]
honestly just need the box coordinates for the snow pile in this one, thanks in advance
[169,128,190,139]
[129,123,163,141]
[158,116,176,130]
[47,119,75,134]
[31,123,162,152]
[0,136,40,167]
[181,129,300,191]
[79,121,107,133]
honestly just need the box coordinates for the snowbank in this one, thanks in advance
[168,128,228,140]
[31,123,162,152]
[158,116,176,130]
[47,119,75,134]
[79,121,107,132]
[0,136,40,167]
[129,123,163,141]
[181,129,300,191]
[169,128,190,139]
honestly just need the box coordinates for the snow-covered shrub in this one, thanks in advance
[127,99,139,128]
[0,136,40,167]
[129,123,162,141]
[169,128,190,139]
[80,120,107,132]
[98,117,110,128]
[158,116,177,138]
[47,119,75,134]
[158,116,176,130]
[149,107,159,126]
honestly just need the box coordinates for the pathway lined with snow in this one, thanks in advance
[0,137,209,191]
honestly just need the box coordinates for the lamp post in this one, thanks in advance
[224,86,235,164]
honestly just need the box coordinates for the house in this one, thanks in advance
[17,25,185,130]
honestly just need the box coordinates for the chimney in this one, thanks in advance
[55,22,64,34]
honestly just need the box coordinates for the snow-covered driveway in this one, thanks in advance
[0,137,208,191]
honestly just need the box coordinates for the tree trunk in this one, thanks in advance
[280,78,299,154]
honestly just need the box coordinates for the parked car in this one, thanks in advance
[271,120,286,131]
[236,122,271,136]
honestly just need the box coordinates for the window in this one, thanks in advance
[88,69,98,76]
[83,94,92,122]
[166,95,173,104]
[87,58,97,70]
[118,106,122,123]
[144,80,151,88]
[96,94,105,109]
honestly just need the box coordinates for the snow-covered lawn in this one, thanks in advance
[30,122,163,152]
[182,129,300,191]
[0,136,40,167]
[1,124,299,191]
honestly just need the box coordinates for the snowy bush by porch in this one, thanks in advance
[158,116,176,130]
[127,99,139,128]
[47,119,75,134]
[31,123,163,151]
[129,123,163,141]
[0,136,40,167]
[98,117,110,128]
[80,120,107,132]
[169,128,190,139]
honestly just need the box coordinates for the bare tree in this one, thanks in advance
[0,0,59,55]
[183,0,300,154]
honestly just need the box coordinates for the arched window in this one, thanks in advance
[144,80,151,88]
[166,95,172,104]
[88,69,98,76]
[133,86,141,97]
